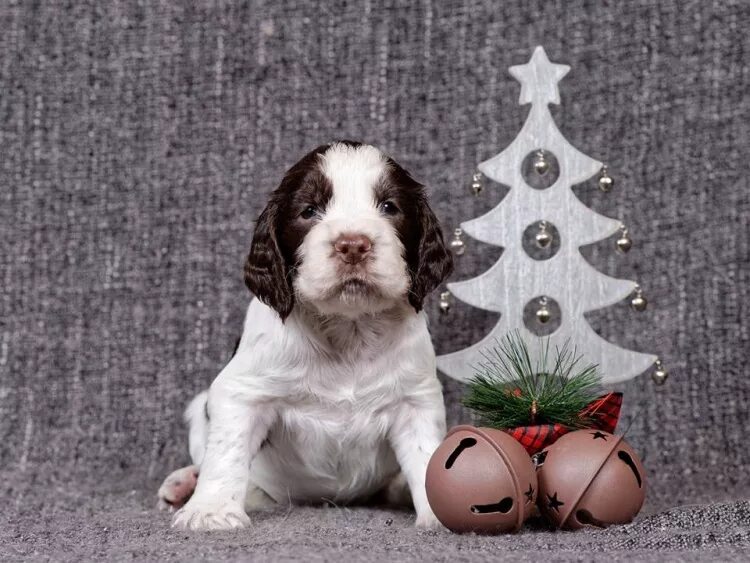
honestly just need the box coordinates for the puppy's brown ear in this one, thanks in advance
[408,196,454,312]
[244,196,295,320]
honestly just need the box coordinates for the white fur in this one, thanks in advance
[171,143,446,531]
[184,391,209,466]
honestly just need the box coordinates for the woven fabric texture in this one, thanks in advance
[1,1,748,560]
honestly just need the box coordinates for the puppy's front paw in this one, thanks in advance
[171,498,251,531]
[415,509,444,531]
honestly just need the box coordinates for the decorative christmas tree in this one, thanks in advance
[437,46,667,386]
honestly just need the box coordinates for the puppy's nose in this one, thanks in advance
[334,233,372,264]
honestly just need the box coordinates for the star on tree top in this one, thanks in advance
[509,46,570,106]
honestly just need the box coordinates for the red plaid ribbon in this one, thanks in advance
[506,392,623,455]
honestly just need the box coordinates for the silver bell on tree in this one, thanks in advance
[470,172,483,196]
[533,150,550,175]
[450,228,466,256]
[439,291,452,314]
[536,221,552,248]
[536,297,551,324]
[616,226,632,253]
[652,359,668,385]
[598,166,614,192]
[630,286,647,312]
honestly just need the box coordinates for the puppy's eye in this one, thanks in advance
[379,200,399,216]
[300,205,318,220]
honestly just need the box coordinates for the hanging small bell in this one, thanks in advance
[470,172,483,196]
[536,297,551,324]
[598,166,614,192]
[616,225,632,254]
[450,228,466,256]
[533,150,549,176]
[652,359,668,385]
[630,286,647,312]
[535,221,552,248]
[439,291,452,315]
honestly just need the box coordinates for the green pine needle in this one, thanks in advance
[462,331,602,430]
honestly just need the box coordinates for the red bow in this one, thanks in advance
[506,392,623,455]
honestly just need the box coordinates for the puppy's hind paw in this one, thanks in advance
[157,465,199,511]
[171,499,251,531]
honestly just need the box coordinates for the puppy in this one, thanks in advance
[160,141,453,530]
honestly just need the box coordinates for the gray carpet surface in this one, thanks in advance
[4,486,750,562]
[1,0,749,561]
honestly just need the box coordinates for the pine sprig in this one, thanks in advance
[462,331,602,429]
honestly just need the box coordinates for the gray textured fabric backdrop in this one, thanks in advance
[2,1,749,560]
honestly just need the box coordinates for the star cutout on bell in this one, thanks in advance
[509,46,570,106]
[591,431,608,440]
[547,492,565,512]
[524,484,535,504]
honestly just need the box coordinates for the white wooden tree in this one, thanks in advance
[437,46,664,385]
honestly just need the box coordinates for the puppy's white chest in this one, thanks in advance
[249,387,400,504]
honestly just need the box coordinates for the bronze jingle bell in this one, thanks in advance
[426,425,538,534]
[536,429,647,530]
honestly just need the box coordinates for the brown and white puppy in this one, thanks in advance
[160,141,453,530]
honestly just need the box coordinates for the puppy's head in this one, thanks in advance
[244,141,453,320]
